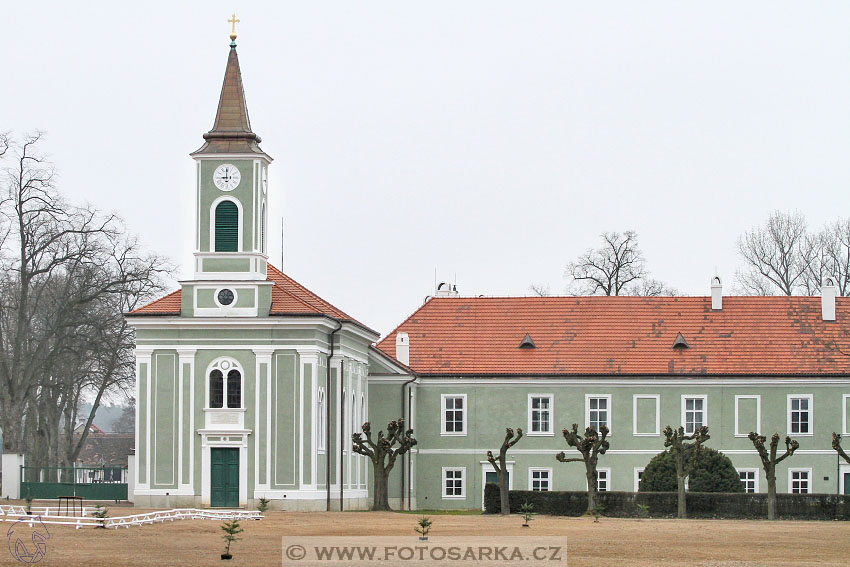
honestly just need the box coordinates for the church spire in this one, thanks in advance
[192,19,265,156]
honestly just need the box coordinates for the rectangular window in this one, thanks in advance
[734,395,761,437]
[634,468,645,492]
[682,396,707,434]
[528,395,553,435]
[788,395,813,436]
[843,394,850,435]
[633,395,660,436]
[789,469,811,494]
[441,394,467,436]
[442,467,466,499]
[586,395,612,432]
[529,468,551,491]
[596,469,610,492]
[738,469,758,493]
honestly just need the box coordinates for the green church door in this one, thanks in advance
[211,448,240,508]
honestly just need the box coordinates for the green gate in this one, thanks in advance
[20,466,128,501]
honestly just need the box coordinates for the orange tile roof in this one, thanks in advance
[129,265,375,333]
[375,296,850,376]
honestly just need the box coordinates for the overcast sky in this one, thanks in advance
[5,2,850,335]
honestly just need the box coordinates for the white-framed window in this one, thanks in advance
[787,395,813,436]
[528,394,554,435]
[441,394,467,436]
[734,395,761,437]
[738,469,759,493]
[634,468,645,492]
[528,468,552,491]
[681,395,707,434]
[586,394,612,432]
[442,467,466,499]
[843,394,850,435]
[789,468,812,494]
[317,387,326,452]
[632,395,660,436]
[596,468,610,492]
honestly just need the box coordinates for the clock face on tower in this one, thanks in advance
[213,164,241,191]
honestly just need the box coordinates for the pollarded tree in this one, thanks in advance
[663,425,710,519]
[748,432,800,520]
[555,424,609,513]
[352,418,417,511]
[831,432,850,464]
[487,427,523,516]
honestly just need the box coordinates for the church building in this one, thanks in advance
[130,33,850,511]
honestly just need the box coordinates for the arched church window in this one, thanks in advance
[209,369,224,408]
[214,200,239,252]
[261,203,266,253]
[208,359,242,409]
[226,369,241,408]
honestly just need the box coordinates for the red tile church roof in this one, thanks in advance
[129,265,375,333]
[375,296,850,376]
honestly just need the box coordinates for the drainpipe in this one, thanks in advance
[400,374,417,510]
[326,319,342,511]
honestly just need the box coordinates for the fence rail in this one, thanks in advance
[0,506,262,530]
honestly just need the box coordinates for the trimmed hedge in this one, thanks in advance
[640,447,745,493]
[484,484,850,520]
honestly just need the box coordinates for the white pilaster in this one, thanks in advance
[253,348,274,491]
[135,349,153,491]
[177,349,196,491]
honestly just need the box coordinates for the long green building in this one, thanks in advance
[129,35,850,511]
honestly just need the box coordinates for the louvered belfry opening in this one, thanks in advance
[215,200,239,251]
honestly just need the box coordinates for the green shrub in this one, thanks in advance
[639,447,744,493]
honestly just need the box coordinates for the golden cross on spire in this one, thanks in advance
[228,13,240,42]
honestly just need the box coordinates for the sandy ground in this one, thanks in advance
[1,505,849,566]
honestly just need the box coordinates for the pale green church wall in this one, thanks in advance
[202,258,252,273]
[151,351,178,489]
[272,351,300,489]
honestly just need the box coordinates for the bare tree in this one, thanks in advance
[804,219,850,296]
[528,283,550,297]
[0,133,169,460]
[831,433,850,465]
[486,427,523,516]
[351,418,417,511]
[111,399,136,434]
[567,231,646,295]
[556,424,609,513]
[634,278,680,297]
[663,425,710,519]
[748,432,799,520]
[736,211,816,296]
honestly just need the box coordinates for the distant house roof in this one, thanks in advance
[128,265,376,334]
[73,423,104,435]
[375,296,850,376]
[73,433,135,467]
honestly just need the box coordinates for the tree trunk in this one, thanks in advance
[677,475,687,519]
[372,467,391,511]
[585,466,597,514]
[499,472,510,516]
[767,467,777,520]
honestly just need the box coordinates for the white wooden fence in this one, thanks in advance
[0,505,262,529]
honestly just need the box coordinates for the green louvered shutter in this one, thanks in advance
[214,201,239,252]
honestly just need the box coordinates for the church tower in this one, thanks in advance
[129,20,381,511]
[184,31,273,316]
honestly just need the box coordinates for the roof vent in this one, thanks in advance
[518,333,536,349]
[672,332,689,349]
[435,281,459,298]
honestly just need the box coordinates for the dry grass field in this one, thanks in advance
[2,506,849,566]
